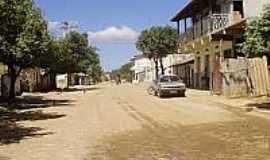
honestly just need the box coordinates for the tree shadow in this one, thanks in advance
[247,102,270,110]
[0,109,65,145]
[59,87,101,93]
[0,155,10,160]
[0,110,66,122]
[0,94,70,145]
[0,96,74,110]
[0,120,53,145]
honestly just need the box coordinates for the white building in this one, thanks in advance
[131,54,195,83]
[131,54,153,83]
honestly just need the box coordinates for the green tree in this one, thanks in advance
[53,31,89,74]
[0,0,51,100]
[111,62,133,83]
[87,51,103,84]
[50,32,103,84]
[241,3,270,57]
[136,26,179,78]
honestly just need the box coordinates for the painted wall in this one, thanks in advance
[244,0,269,18]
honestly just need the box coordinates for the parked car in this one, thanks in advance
[149,75,186,98]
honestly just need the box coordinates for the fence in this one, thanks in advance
[222,57,270,97]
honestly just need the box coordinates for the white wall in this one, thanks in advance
[244,0,269,18]
[132,57,154,83]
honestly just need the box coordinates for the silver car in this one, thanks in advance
[150,75,186,98]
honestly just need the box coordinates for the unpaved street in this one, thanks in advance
[1,83,270,160]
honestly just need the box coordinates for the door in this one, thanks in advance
[212,53,223,94]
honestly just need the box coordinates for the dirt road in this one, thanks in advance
[1,83,270,160]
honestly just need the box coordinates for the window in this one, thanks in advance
[233,1,244,18]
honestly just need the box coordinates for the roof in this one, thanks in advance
[171,55,195,67]
[130,54,147,62]
[171,0,210,22]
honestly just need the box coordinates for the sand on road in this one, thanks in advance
[1,83,270,160]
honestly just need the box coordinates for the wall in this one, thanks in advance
[244,0,269,18]
[221,57,270,97]
[132,57,153,83]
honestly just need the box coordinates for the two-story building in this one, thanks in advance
[171,0,269,94]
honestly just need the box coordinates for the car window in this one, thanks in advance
[160,76,179,82]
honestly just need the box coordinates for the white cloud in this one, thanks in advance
[87,26,139,44]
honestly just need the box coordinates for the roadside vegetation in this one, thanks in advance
[240,3,270,58]
[0,0,102,100]
[111,62,133,83]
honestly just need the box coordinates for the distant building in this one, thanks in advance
[130,53,195,84]
[131,54,153,83]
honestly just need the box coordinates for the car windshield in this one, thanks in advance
[160,76,180,82]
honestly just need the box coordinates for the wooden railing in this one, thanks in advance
[179,14,231,42]
[209,14,230,31]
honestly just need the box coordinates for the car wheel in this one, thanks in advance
[158,91,163,98]
[178,92,186,97]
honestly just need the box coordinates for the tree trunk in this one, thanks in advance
[8,65,17,101]
[159,58,165,75]
[154,59,159,80]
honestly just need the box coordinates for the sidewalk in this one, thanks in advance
[187,89,270,116]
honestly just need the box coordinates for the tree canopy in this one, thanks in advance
[0,1,102,99]
[241,3,270,57]
[50,31,103,83]
[51,31,90,74]
[0,0,51,99]
[136,26,179,77]
[136,26,179,59]
[111,62,133,83]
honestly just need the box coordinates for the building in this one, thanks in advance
[171,0,269,93]
[131,54,153,83]
[131,53,195,84]
[20,67,55,92]
[170,55,195,88]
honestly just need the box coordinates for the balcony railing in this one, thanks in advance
[209,14,230,32]
[180,14,231,42]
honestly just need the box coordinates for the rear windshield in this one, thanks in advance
[160,76,179,82]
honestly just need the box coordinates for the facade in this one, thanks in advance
[131,53,195,84]
[20,68,55,92]
[170,55,195,88]
[171,0,269,93]
[131,54,153,83]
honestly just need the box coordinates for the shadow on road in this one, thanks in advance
[0,120,53,145]
[56,87,101,93]
[0,95,71,145]
[0,96,74,110]
[247,102,270,110]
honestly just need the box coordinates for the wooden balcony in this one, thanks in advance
[179,13,240,43]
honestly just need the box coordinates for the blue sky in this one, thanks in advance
[35,0,187,71]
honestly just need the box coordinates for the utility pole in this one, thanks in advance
[60,21,79,37]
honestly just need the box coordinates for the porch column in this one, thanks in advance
[177,20,180,34]
[184,18,187,32]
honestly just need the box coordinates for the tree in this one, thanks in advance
[50,32,103,84]
[0,0,51,100]
[136,26,179,78]
[241,3,270,57]
[87,51,103,83]
[52,31,89,74]
[111,62,133,83]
